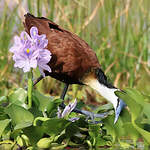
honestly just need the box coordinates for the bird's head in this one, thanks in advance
[82,68,126,123]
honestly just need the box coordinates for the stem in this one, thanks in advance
[27,70,33,109]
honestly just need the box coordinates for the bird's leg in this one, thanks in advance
[59,84,69,107]
[59,84,109,122]
[25,75,44,90]
[33,75,44,86]
[60,84,69,100]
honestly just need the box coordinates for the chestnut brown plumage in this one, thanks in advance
[24,13,126,123]
[24,13,100,84]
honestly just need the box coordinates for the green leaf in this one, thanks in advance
[42,118,71,136]
[94,103,113,113]
[0,96,7,103]
[23,126,44,145]
[37,137,52,149]
[8,88,27,107]
[5,104,34,130]
[32,90,53,112]
[65,123,79,138]
[118,140,130,149]
[47,99,62,114]
[123,122,139,145]
[0,119,11,137]
[116,90,142,120]
[125,89,150,122]
[143,102,150,121]
[116,89,150,144]
[33,117,50,126]
[89,124,100,139]
[0,106,8,120]
[132,121,150,144]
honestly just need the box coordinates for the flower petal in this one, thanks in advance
[69,117,79,122]
[21,31,31,41]
[14,60,26,68]
[9,46,18,53]
[14,35,21,44]
[61,99,77,118]
[39,64,51,72]
[30,26,38,38]
[30,59,37,68]
[57,107,62,118]
[23,61,31,72]
[38,67,45,77]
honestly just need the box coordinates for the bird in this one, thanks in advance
[23,13,126,123]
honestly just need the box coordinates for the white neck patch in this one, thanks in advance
[85,78,119,110]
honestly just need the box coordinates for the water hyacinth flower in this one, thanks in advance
[9,27,51,76]
[57,99,79,122]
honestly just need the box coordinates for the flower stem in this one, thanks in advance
[27,70,33,109]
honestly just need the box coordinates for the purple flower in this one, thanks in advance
[9,27,51,76]
[37,49,52,77]
[69,117,79,122]
[29,27,48,49]
[61,99,77,118]
[57,99,79,122]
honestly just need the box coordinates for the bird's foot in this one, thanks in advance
[59,103,109,123]
[73,108,109,123]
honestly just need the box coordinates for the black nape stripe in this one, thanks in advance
[117,98,120,108]
[96,68,115,89]
[48,23,63,32]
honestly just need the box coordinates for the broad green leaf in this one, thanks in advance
[125,88,147,106]
[14,122,33,130]
[115,90,142,121]
[8,88,27,107]
[47,99,62,114]
[32,90,53,112]
[143,102,150,121]
[37,137,53,149]
[123,122,139,145]
[0,106,8,120]
[23,126,44,145]
[125,89,150,122]
[116,89,150,144]
[94,103,113,113]
[5,104,34,130]
[118,140,130,149]
[65,123,79,138]
[103,116,116,143]
[132,121,150,144]
[42,118,71,136]
[0,119,11,137]
[103,114,125,143]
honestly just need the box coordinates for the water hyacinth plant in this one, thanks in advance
[9,27,51,108]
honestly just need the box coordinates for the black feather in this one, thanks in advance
[48,23,63,32]
[96,68,115,89]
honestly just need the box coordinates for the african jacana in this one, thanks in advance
[24,13,126,123]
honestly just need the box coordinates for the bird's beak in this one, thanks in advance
[114,99,126,124]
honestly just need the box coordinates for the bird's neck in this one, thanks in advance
[86,78,119,109]
[82,69,119,110]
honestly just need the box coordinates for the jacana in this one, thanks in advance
[24,13,126,123]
